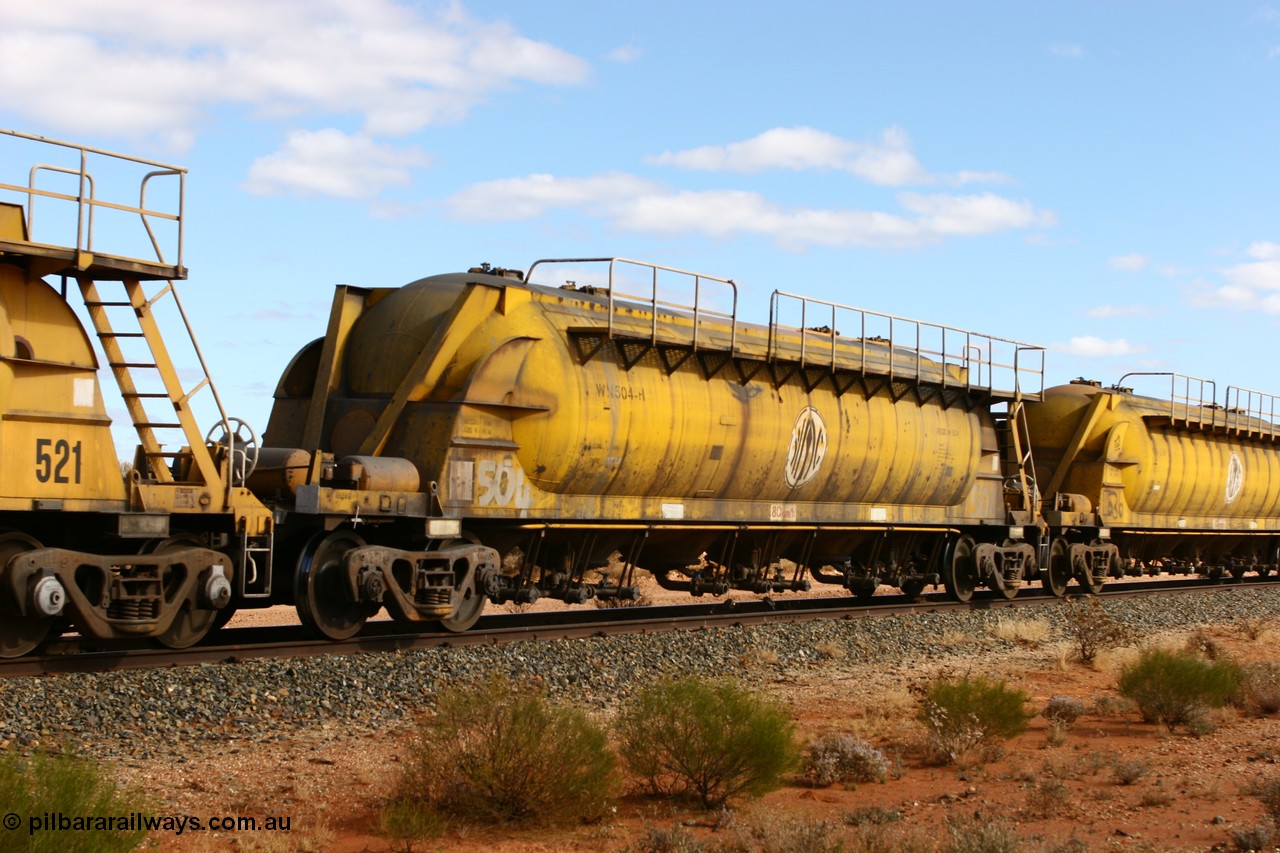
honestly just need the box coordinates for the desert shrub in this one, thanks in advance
[918,676,1033,765]
[378,798,447,843]
[390,675,617,827]
[1041,695,1087,727]
[619,676,798,809]
[844,805,902,827]
[0,750,149,853]
[848,823,937,853]
[729,814,846,853]
[1116,648,1243,731]
[623,824,711,853]
[1234,616,1274,641]
[803,733,888,787]
[1232,819,1278,852]
[1241,661,1280,714]
[1110,758,1150,785]
[945,813,1023,853]
[1092,694,1136,717]
[1023,777,1071,819]
[1250,776,1280,821]
[1185,628,1228,660]
[1059,597,1135,663]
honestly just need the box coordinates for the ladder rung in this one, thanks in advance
[137,422,183,429]
[100,332,146,339]
[83,301,134,307]
[143,451,184,458]
[108,362,159,369]
[121,392,170,399]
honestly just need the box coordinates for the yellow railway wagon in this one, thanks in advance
[1026,378,1280,580]
[265,259,1044,607]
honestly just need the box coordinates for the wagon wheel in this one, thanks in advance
[150,536,228,649]
[943,535,978,603]
[295,530,377,640]
[1044,538,1072,598]
[433,537,487,633]
[0,532,52,658]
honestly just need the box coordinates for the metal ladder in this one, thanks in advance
[993,397,1039,517]
[78,275,228,494]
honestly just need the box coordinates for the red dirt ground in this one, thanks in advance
[119,615,1280,853]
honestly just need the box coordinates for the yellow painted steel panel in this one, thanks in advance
[1027,383,1280,527]
[287,272,996,523]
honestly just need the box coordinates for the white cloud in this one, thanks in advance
[897,192,1055,236]
[1050,42,1085,59]
[243,129,431,199]
[608,43,644,63]
[1187,241,1280,314]
[447,173,1055,249]
[1109,253,1148,272]
[645,126,1003,187]
[1222,259,1280,290]
[1054,337,1147,357]
[0,1,590,148]
[446,172,658,220]
[1247,240,1280,260]
[1087,305,1151,319]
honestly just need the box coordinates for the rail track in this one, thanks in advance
[0,575,1269,678]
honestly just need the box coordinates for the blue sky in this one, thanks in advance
[1,1,1278,455]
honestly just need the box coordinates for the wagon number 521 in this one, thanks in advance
[35,438,82,484]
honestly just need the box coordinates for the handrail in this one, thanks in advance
[0,128,185,273]
[526,257,738,353]
[769,290,1045,399]
[1116,372,1218,426]
[1225,386,1280,436]
[1117,372,1280,437]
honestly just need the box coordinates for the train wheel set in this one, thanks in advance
[0,129,1275,660]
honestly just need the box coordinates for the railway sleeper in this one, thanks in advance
[3,546,231,641]
[339,543,501,623]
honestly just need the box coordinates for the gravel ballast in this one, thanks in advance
[3,586,1279,759]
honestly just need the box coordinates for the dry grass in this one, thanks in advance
[814,640,847,661]
[843,688,917,744]
[988,616,1052,647]
[939,629,993,649]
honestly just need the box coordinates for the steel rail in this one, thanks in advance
[0,575,1267,678]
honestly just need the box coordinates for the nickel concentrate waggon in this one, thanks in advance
[0,129,1275,657]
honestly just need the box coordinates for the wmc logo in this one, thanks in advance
[1225,451,1244,505]
[785,406,827,489]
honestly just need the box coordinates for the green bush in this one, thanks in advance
[918,676,1033,765]
[388,675,617,828]
[1116,647,1243,731]
[619,676,799,809]
[0,750,149,853]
